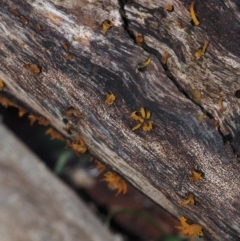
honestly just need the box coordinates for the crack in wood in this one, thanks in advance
[1,1,240,240]
[118,0,237,158]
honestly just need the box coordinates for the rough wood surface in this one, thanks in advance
[0,0,240,240]
[0,122,117,241]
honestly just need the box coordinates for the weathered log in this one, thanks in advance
[0,0,240,240]
[0,122,117,241]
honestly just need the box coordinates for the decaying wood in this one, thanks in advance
[0,0,240,240]
[0,122,117,241]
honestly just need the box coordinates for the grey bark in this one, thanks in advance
[0,0,240,240]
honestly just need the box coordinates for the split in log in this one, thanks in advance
[0,0,240,240]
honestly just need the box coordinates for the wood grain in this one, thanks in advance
[0,0,240,240]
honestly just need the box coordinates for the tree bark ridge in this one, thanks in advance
[0,0,240,240]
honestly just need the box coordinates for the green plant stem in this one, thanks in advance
[54,149,74,174]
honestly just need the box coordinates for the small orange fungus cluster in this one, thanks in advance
[23,63,41,74]
[65,54,73,60]
[131,107,153,131]
[28,114,50,126]
[61,42,69,51]
[198,113,205,122]
[218,97,224,111]
[190,1,200,26]
[135,34,144,46]
[90,159,127,196]
[9,8,19,15]
[0,95,17,108]
[177,170,203,236]
[65,121,71,133]
[180,194,195,206]
[0,78,4,90]
[105,93,116,105]
[101,20,113,35]
[9,8,29,26]
[175,216,203,241]
[166,4,174,12]
[0,94,87,157]
[36,24,42,31]
[64,107,83,118]
[176,21,183,29]
[18,108,26,117]
[67,137,87,155]
[20,15,29,25]
[161,52,171,65]
[191,89,202,103]
[76,37,82,43]
[136,57,151,73]
[91,159,106,175]
[190,170,203,181]
[0,95,26,117]
[195,41,209,59]
[101,172,127,196]
[45,128,64,141]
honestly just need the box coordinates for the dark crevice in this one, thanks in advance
[235,90,240,98]
[118,0,236,157]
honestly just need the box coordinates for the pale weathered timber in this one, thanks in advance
[0,122,117,241]
[0,0,240,240]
